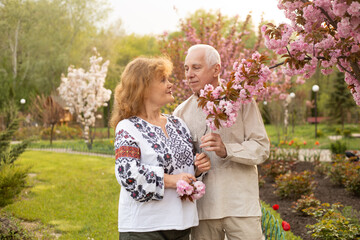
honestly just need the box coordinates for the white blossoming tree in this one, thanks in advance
[58,49,111,148]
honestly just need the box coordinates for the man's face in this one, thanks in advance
[184,48,218,94]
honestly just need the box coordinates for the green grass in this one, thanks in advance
[2,151,119,239]
[265,123,360,150]
[3,151,304,239]
[29,139,115,155]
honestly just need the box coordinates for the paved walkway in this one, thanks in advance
[28,147,333,162]
[28,148,114,158]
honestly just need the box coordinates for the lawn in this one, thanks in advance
[265,123,360,150]
[2,151,301,239]
[1,151,119,240]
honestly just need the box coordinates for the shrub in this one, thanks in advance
[343,129,352,138]
[316,129,324,137]
[261,148,297,180]
[13,127,41,141]
[258,174,266,188]
[313,160,330,176]
[0,164,28,207]
[330,140,347,155]
[274,171,316,199]
[328,160,348,187]
[343,162,360,196]
[0,213,33,240]
[292,194,321,216]
[40,125,82,140]
[335,127,342,135]
[306,203,360,240]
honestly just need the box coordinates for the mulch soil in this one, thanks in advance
[259,161,360,240]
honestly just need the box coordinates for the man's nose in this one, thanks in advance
[186,69,194,78]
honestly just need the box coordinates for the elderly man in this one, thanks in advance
[173,44,270,240]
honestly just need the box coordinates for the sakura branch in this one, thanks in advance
[197,52,271,130]
[262,0,360,105]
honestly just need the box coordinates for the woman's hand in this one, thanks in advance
[195,152,211,177]
[164,173,196,189]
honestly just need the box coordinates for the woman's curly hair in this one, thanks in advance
[110,56,173,129]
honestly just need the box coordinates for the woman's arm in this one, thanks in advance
[115,129,164,202]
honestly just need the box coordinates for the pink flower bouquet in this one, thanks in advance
[176,180,206,202]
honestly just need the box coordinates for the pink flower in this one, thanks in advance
[348,2,360,17]
[176,180,189,196]
[185,184,194,195]
[176,180,206,201]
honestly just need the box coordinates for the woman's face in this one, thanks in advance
[144,75,174,107]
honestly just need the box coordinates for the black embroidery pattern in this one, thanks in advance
[129,116,194,174]
[115,129,163,202]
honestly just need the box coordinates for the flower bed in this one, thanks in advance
[259,161,360,240]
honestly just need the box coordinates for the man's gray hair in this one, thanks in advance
[187,44,221,67]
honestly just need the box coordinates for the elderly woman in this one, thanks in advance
[110,56,211,240]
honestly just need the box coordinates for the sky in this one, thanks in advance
[106,0,289,35]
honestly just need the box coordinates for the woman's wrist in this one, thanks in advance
[164,174,175,189]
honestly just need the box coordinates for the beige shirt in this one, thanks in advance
[173,94,270,220]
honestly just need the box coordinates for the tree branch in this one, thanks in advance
[269,61,285,69]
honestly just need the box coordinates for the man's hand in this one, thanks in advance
[195,153,211,177]
[164,173,196,189]
[200,133,227,158]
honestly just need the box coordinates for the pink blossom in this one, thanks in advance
[348,2,360,17]
[332,1,349,17]
[176,180,206,201]
[321,68,333,75]
[351,45,360,53]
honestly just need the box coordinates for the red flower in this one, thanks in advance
[282,221,291,231]
[272,204,279,210]
[315,141,319,145]
[303,141,307,145]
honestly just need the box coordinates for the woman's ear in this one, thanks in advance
[213,63,221,77]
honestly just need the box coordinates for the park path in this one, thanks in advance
[27,148,333,162]
[28,148,114,158]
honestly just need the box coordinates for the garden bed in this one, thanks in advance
[259,161,360,240]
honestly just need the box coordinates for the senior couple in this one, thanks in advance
[110,44,270,240]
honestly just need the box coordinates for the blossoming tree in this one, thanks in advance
[58,49,111,147]
[160,11,262,103]
[262,0,360,105]
[190,2,360,130]
[161,10,304,129]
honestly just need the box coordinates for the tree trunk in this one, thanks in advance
[9,20,21,90]
[50,124,55,145]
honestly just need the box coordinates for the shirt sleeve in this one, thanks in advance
[114,128,165,202]
[222,99,270,165]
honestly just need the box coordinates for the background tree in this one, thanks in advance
[0,0,109,104]
[30,94,65,145]
[58,49,111,148]
[326,71,357,130]
[160,10,258,105]
[160,9,303,115]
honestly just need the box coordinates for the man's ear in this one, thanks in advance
[213,63,221,77]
